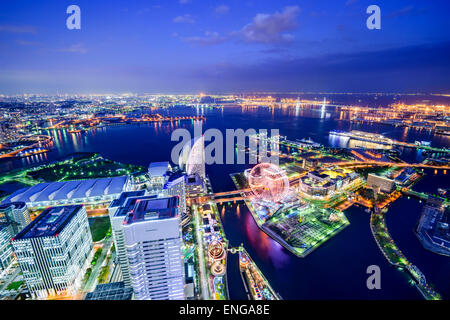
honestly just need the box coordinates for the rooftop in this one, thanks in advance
[164,174,185,189]
[123,196,179,225]
[85,282,133,300]
[13,205,83,240]
[109,190,146,209]
[148,161,170,178]
[113,194,158,218]
[0,202,26,211]
[2,176,128,204]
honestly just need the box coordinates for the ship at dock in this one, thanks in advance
[238,248,281,300]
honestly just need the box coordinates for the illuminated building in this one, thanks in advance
[2,176,131,208]
[109,173,187,289]
[208,241,226,261]
[185,173,206,197]
[366,174,395,193]
[416,201,450,256]
[147,162,186,213]
[298,167,360,198]
[122,196,185,300]
[179,137,206,180]
[0,202,30,234]
[85,282,134,300]
[0,223,14,272]
[184,262,195,299]
[108,190,147,287]
[164,175,187,215]
[211,261,226,277]
[11,205,93,299]
[148,161,171,191]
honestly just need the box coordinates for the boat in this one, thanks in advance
[415,140,431,147]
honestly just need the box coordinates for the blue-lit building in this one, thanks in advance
[108,190,147,287]
[0,202,30,234]
[2,176,130,208]
[123,196,185,300]
[85,282,133,300]
[148,162,171,191]
[164,174,186,215]
[108,171,187,289]
[11,205,93,299]
[0,223,14,272]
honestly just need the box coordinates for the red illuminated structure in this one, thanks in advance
[208,241,226,261]
[248,163,289,202]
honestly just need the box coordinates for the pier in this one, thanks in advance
[330,130,450,154]
[229,246,281,300]
[370,209,441,300]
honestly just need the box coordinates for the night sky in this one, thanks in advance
[0,0,449,94]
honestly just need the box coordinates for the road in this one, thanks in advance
[0,266,21,291]
[193,205,210,300]
[82,237,113,295]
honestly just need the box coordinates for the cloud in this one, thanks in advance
[0,25,37,34]
[186,41,450,93]
[179,6,301,47]
[215,5,230,15]
[58,43,88,54]
[182,31,227,46]
[173,14,195,24]
[233,6,301,44]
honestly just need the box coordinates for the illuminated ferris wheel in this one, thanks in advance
[248,162,289,202]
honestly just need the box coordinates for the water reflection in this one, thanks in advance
[242,206,289,269]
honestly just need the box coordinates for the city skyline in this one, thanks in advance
[0,0,448,306]
[0,95,448,301]
[0,0,449,94]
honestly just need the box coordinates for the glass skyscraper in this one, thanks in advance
[11,205,93,299]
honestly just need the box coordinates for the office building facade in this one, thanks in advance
[0,202,30,234]
[367,173,395,193]
[11,205,93,299]
[0,223,14,272]
[122,196,185,300]
[108,190,146,287]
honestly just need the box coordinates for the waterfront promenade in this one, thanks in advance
[370,209,442,300]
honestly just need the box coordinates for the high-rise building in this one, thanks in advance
[0,202,30,234]
[164,175,186,215]
[179,137,206,180]
[122,196,185,300]
[11,205,93,299]
[0,223,14,272]
[108,172,187,290]
[148,162,171,191]
[185,173,207,197]
[108,190,147,287]
[84,282,134,300]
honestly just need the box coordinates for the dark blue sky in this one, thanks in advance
[0,0,449,94]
